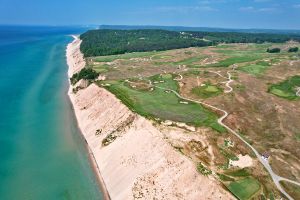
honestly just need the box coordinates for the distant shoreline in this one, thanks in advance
[66,35,110,200]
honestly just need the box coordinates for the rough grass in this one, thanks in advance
[268,75,300,100]
[225,168,250,177]
[103,75,226,132]
[280,181,300,200]
[174,56,206,65]
[228,177,261,200]
[93,51,159,62]
[197,163,212,175]
[152,55,174,60]
[217,173,235,182]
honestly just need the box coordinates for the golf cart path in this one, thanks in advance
[152,72,300,200]
[208,70,234,93]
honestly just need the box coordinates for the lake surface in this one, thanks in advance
[0,26,103,199]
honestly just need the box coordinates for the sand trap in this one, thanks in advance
[230,154,253,168]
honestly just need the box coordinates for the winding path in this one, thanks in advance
[208,70,234,93]
[173,74,183,81]
[152,78,300,200]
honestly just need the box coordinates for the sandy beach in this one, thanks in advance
[66,36,234,200]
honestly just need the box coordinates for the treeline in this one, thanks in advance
[80,29,211,57]
[188,31,300,44]
[80,29,300,57]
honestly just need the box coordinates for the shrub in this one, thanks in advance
[267,48,280,53]
[288,47,299,52]
[70,68,99,85]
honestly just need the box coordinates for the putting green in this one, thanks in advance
[228,177,260,200]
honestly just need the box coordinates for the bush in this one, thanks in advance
[288,47,299,52]
[267,48,281,53]
[70,68,99,85]
[197,163,212,175]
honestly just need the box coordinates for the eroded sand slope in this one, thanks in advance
[67,36,234,200]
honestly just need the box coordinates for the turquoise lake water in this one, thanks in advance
[0,26,103,199]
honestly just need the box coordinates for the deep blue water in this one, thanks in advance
[0,26,103,199]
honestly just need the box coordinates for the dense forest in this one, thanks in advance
[80,29,211,57]
[80,29,300,57]
[188,31,300,44]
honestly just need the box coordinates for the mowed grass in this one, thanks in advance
[239,64,270,76]
[228,177,261,200]
[103,75,226,132]
[268,75,300,100]
[192,83,223,98]
[210,44,279,68]
[209,55,262,67]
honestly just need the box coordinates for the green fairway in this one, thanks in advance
[228,177,261,200]
[102,75,226,132]
[192,83,223,98]
[210,55,262,67]
[239,64,269,76]
[269,75,300,100]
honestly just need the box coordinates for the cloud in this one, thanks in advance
[254,0,272,2]
[239,6,277,13]
[257,7,276,12]
[239,6,255,11]
[199,0,237,4]
[156,5,218,13]
[293,4,300,8]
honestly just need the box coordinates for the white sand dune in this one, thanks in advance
[66,36,234,200]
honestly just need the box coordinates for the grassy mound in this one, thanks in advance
[192,83,223,98]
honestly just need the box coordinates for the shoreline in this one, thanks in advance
[66,35,110,200]
[65,35,235,200]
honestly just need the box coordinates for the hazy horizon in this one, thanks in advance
[1,0,300,30]
[1,24,300,32]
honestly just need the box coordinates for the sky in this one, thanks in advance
[1,0,300,30]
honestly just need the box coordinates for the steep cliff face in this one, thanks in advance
[69,83,234,200]
[67,36,234,200]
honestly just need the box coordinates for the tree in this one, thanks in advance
[267,48,281,53]
[288,47,299,52]
[70,68,99,85]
